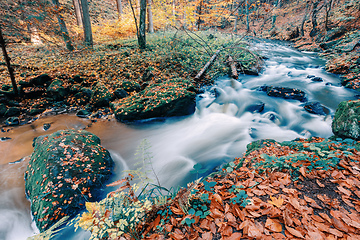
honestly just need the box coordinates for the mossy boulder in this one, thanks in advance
[24,130,114,232]
[0,103,7,116]
[122,81,141,92]
[90,83,114,107]
[332,100,360,140]
[111,78,196,122]
[4,107,21,117]
[246,139,278,154]
[46,80,68,100]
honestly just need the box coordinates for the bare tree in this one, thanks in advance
[51,0,74,51]
[73,0,83,27]
[324,0,333,30]
[80,0,93,47]
[147,0,154,33]
[0,26,18,95]
[138,0,147,49]
[300,0,310,36]
[116,0,123,17]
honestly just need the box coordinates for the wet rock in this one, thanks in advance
[72,75,84,84]
[5,117,20,126]
[22,87,46,99]
[304,102,329,115]
[5,107,20,117]
[122,81,141,92]
[90,83,114,107]
[262,86,307,102]
[43,123,51,131]
[114,88,129,99]
[245,102,265,113]
[0,103,7,116]
[46,80,68,100]
[0,137,11,141]
[24,130,114,232]
[76,109,91,118]
[29,108,46,116]
[332,100,360,140]
[70,84,82,94]
[112,78,196,122]
[310,77,323,82]
[31,74,52,87]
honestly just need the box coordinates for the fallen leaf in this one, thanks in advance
[268,196,284,208]
[265,218,282,232]
[285,226,304,239]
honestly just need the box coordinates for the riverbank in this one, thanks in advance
[0,31,260,126]
[241,0,360,92]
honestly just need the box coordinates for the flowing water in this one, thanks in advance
[0,40,357,239]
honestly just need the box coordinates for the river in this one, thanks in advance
[0,40,357,240]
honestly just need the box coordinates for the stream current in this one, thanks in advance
[0,40,357,239]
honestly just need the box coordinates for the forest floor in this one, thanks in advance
[0,31,259,125]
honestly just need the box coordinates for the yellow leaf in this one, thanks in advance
[268,196,284,208]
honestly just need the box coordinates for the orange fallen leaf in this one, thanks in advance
[268,196,284,208]
[285,226,304,239]
[265,218,282,232]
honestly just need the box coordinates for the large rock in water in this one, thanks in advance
[332,100,360,140]
[111,78,196,122]
[259,86,307,102]
[24,130,114,232]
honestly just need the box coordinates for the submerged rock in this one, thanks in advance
[111,78,196,122]
[4,117,20,126]
[332,100,360,140]
[260,86,307,102]
[304,102,329,115]
[24,130,114,231]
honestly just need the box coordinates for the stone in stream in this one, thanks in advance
[4,117,20,126]
[111,78,196,122]
[259,85,307,102]
[24,130,114,232]
[332,100,360,140]
[245,102,265,113]
[304,102,329,115]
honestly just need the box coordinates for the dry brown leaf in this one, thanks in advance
[223,232,242,240]
[318,212,332,223]
[268,196,284,208]
[210,207,224,219]
[299,167,306,177]
[247,225,263,238]
[265,218,282,232]
[221,225,233,236]
[201,232,213,240]
[328,228,344,237]
[288,196,301,210]
[213,193,223,205]
[316,179,325,188]
[285,226,304,239]
[311,214,325,223]
[337,186,352,196]
[283,210,293,226]
[306,231,324,240]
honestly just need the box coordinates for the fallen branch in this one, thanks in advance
[194,49,222,80]
[227,55,238,79]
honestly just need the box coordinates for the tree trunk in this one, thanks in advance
[310,0,324,37]
[245,0,250,32]
[324,0,333,30]
[195,49,222,80]
[116,0,123,17]
[147,0,154,33]
[51,0,74,51]
[80,0,93,47]
[0,26,18,95]
[197,0,203,31]
[138,0,147,49]
[73,0,83,26]
[300,1,310,36]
